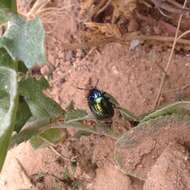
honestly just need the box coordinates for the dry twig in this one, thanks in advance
[151,0,190,16]
[39,136,70,161]
[27,0,76,24]
[153,0,188,109]
[16,158,36,188]
[61,33,190,50]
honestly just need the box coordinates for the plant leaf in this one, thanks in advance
[30,128,67,149]
[0,66,18,171]
[64,109,88,123]
[103,91,120,107]
[0,0,17,24]
[62,121,119,139]
[140,101,190,123]
[14,96,32,133]
[0,48,27,72]
[117,107,139,122]
[0,0,16,12]
[10,117,118,148]
[10,118,52,147]
[66,100,75,111]
[19,77,64,118]
[73,130,91,139]
[103,92,139,122]
[0,48,17,69]
[0,16,46,68]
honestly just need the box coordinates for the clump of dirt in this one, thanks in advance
[144,142,190,190]
[92,163,143,190]
[0,137,113,190]
[115,115,190,180]
[1,136,142,190]
[0,142,61,190]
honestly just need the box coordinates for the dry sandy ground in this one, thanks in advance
[1,0,190,189]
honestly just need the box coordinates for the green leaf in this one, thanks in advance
[10,116,118,148]
[103,92,139,122]
[103,91,120,107]
[30,128,66,149]
[19,77,64,118]
[140,101,190,123]
[10,117,66,148]
[10,118,52,147]
[64,109,88,123]
[0,48,17,69]
[62,121,119,139]
[0,66,18,171]
[17,60,28,73]
[73,130,91,139]
[15,96,32,133]
[0,0,17,12]
[0,16,46,68]
[117,107,139,122]
[0,48,27,74]
[0,0,17,24]
[66,100,75,111]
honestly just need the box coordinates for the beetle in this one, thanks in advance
[87,88,114,120]
[75,80,115,120]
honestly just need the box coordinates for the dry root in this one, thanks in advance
[27,0,77,24]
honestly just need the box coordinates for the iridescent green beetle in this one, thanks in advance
[87,88,114,120]
[75,79,115,120]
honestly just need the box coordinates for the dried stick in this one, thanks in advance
[48,146,70,161]
[153,0,188,109]
[60,34,190,50]
[95,0,112,17]
[38,136,70,161]
[177,29,190,41]
[16,158,36,188]
[27,0,51,18]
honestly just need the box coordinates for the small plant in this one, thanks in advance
[1,0,190,179]
[0,0,120,170]
[0,0,64,170]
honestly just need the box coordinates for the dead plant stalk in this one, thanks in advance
[154,0,188,109]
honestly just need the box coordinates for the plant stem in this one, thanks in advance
[60,34,190,50]
[153,0,188,109]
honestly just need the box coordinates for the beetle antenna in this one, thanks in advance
[72,84,90,91]
[95,79,99,88]
[76,87,90,90]
[72,79,100,91]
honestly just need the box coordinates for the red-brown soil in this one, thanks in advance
[144,142,190,190]
[1,0,190,190]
